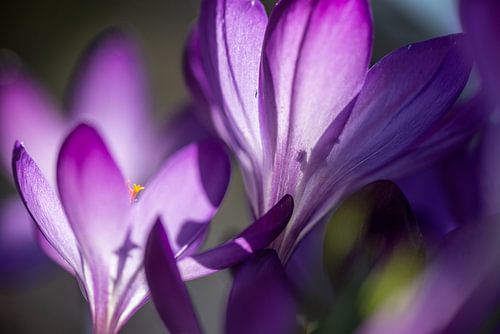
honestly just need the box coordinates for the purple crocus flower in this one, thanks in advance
[144,221,297,334]
[187,0,474,262]
[12,124,231,333]
[13,124,293,333]
[0,29,209,278]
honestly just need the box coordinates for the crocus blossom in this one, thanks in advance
[188,0,474,261]
[0,29,209,277]
[144,221,297,334]
[13,124,232,333]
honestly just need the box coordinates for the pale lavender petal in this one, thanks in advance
[198,0,267,214]
[132,140,230,257]
[57,123,130,263]
[358,220,500,334]
[460,0,500,104]
[226,250,297,334]
[12,142,81,275]
[0,61,65,181]
[178,195,293,280]
[145,220,203,334]
[260,0,372,199]
[56,124,132,331]
[199,0,267,159]
[68,29,154,181]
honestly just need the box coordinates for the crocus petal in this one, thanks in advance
[178,194,293,280]
[358,220,500,334]
[56,124,132,332]
[145,220,203,334]
[0,63,65,180]
[285,220,333,315]
[199,0,267,159]
[460,0,500,104]
[291,34,472,253]
[331,34,471,186]
[12,142,81,275]
[225,250,297,334]
[132,140,230,257]
[35,228,75,275]
[57,123,130,264]
[260,0,372,200]
[68,29,154,181]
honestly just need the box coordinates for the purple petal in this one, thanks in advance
[35,228,75,275]
[291,34,472,252]
[359,220,500,334]
[145,220,203,334]
[56,124,133,331]
[132,140,230,257]
[57,123,130,264]
[260,0,372,191]
[0,63,65,180]
[178,194,293,280]
[199,0,267,210]
[332,34,471,184]
[225,250,297,334]
[12,142,81,275]
[285,220,333,314]
[68,29,154,181]
[460,0,500,104]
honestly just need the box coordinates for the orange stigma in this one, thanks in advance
[128,181,145,202]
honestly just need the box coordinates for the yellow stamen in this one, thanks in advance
[128,182,145,201]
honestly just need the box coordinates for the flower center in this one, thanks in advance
[128,181,145,202]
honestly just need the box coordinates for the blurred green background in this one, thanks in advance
[0,0,460,333]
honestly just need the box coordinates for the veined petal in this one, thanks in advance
[460,0,500,104]
[103,139,230,330]
[132,140,230,257]
[331,34,471,185]
[199,0,267,162]
[68,29,154,181]
[145,220,203,334]
[260,0,372,201]
[178,195,293,280]
[288,34,472,255]
[0,63,65,181]
[226,250,297,334]
[12,142,81,276]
